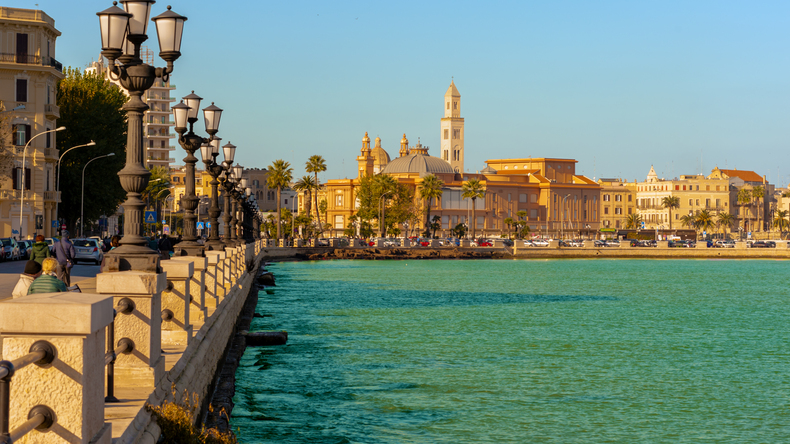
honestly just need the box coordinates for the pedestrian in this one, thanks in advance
[54,230,76,286]
[27,257,68,294]
[12,260,42,298]
[29,234,51,265]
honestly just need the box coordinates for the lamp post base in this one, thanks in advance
[205,240,225,251]
[174,242,205,257]
[102,252,161,273]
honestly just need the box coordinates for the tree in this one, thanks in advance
[679,214,696,229]
[293,175,316,216]
[737,188,751,233]
[695,209,715,236]
[504,217,514,238]
[305,155,327,235]
[625,213,642,230]
[661,196,680,230]
[418,174,444,237]
[430,215,441,238]
[451,223,467,238]
[773,210,789,239]
[57,67,128,233]
[0,101,20,187]
[266,159,293,240]
[461,178,485,239]
[752,185,764,231]
[717,212,735,239]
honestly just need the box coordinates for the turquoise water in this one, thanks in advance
[231,259,790,443]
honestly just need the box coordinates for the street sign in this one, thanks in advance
[52,221,58,228]
[196,222,205,229]
[162,219,166,224]
[641,221,645,229]
[61,224,66,229]
[206,222,211,228]
[144,211,157,224]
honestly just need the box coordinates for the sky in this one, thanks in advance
[9,0,790,186]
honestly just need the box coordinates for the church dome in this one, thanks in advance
[381,151,454,176]
[371,136,390,170]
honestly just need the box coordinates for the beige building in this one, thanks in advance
[0,7,64,239]
[597,178,637,229]
[636,165,774,235]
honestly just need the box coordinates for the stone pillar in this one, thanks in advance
[96,271,167,387]
[0,292,114,444]
[205,251,227,308]
[656,240,669,249]
[548,240,560,248]
[172,256,209,322]
[695,240,708,249]
[160,260,194,346]
[735,241,747,250]
[619,241,632,248]
[292,239,303,248]
[430,240,441,247]
[278,239,287,248]
[775,241,788,250]
[460,239,470,247]
[222,247,237,294]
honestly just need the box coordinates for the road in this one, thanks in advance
[0,258,102,301]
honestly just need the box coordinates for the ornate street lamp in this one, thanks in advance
[97,1,187,271]
[172,92,222,256]
[200,138,233,250]
[221,166,237,246]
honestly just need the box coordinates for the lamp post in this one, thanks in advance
[81,153,116,237]
[221,169,235,246]
[232,165,244,245]
[201,139,234,250]
[56,140,95,230]
[19,126,65,239]
[97,1,187,271]
[172,91,222,256]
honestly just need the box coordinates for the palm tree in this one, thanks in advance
[625,213,642,230]
[737,188,751,233]
[267,159,293,240]
[293,175,316,217]
[504,217,514,239]
[661,196,680,230]
[418,174,444,237]
[752,185,764,232]
[679,214,697,230]
[305,155,327,235]
[461,178,485,239]
[695,210,715,236]
[716,212,735,239]
[773,210,789,239]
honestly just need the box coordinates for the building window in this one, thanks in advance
[628,208,632,215]
[615,194,622,202]
[520,194,527,203]
[716,199,721,207]
[444,129,449,139]
[446,102,450,110]
[689,199,693,206]
[530,209,538,219]
[604,207,609,215]
[531,194,537,203]
[695,199,699,206]
[336,195,342,206]
[453,129,460,139]
[12,124,30,146]
[628,195,632,202]
[334,215,344,229]
[453,101,458,110]
[16,78,27,103]
[615,208,622,215]
[603,194,610,202]
[12,167,31,190]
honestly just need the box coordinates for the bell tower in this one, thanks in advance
[357,132,374,178]
[440,80,464,173]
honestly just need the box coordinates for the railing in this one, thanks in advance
[105,298,135,402]
[0,53,62,72]
[43,191,60,202]
[0,190,21,200]
[44,104,59,118]
[0,341,58,443]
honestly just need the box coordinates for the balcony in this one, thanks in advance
[0,53,62,72]
[0,189,21,200]
[45,103,59,119]
[43,190,60,202]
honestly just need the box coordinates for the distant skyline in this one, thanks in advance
[9,0,790,186]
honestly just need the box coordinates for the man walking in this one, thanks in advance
[54,231,76,286]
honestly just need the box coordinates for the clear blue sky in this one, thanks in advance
[11,0,790,186]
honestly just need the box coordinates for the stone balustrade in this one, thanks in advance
[0,239,267,444]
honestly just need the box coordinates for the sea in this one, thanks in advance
[230,259,789,443]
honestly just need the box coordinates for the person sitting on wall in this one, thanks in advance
[27,257,68,294]
[12,260,42,298]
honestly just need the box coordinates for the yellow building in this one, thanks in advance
[0,7,64,238]
[635,166,773,234]
[597,178,637,229]
[323,82,601,238]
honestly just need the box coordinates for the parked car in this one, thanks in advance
[18,239,33,260]
[714,240,735,248]
[0,238,21,261]
[531,239,550,247]
[72,238,105,265]
[669,240,695,248]
[750,241,773,248]
[605,240,621,247]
